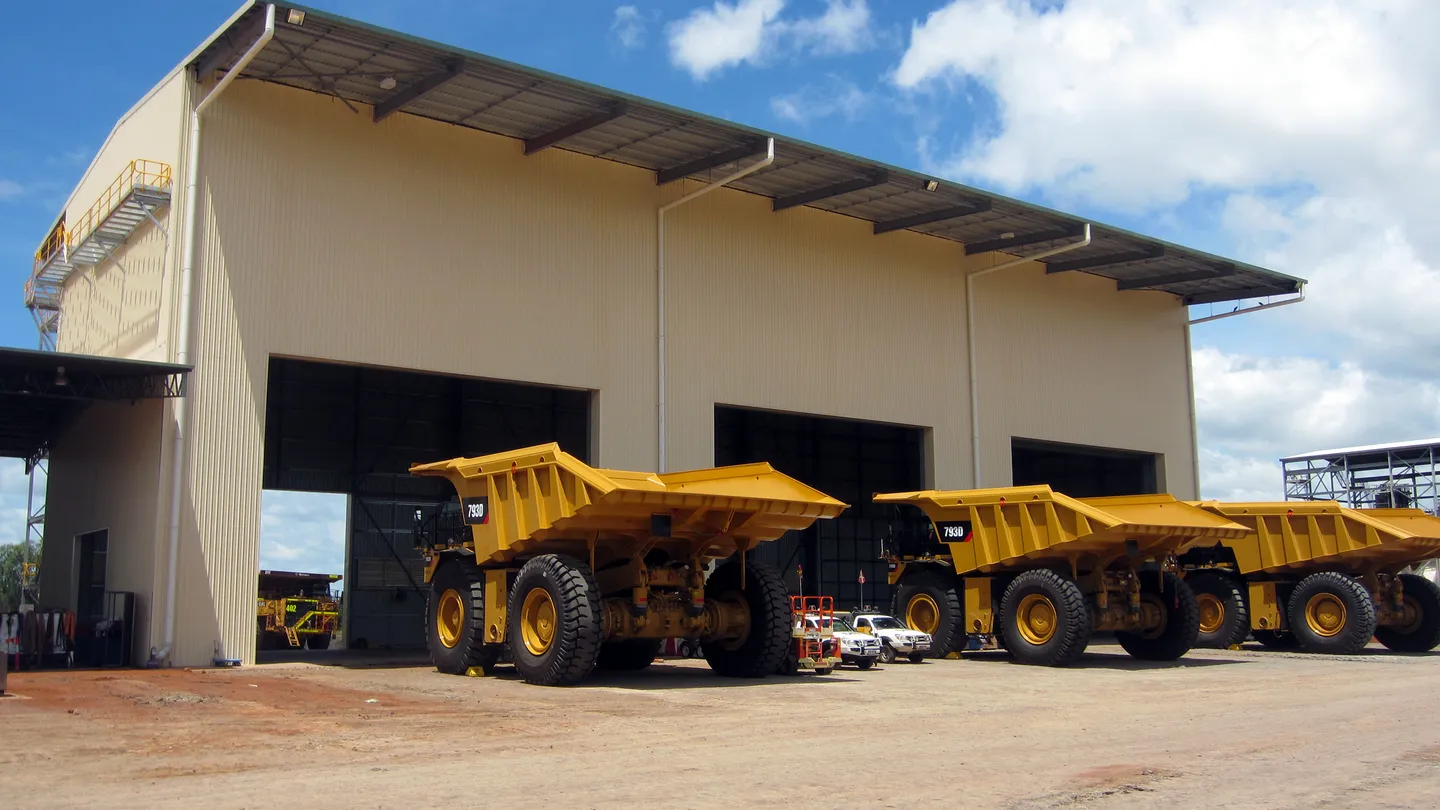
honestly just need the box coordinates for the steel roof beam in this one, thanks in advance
[1045,246,1164,274]
[963,223,1088,256]
[656,140,770,185]
[873,201,992,235]
[1184,285,1299,306]
[193,11,268,79]
[524,103,628,155]
[1117,265,1236,291]
[772,171,889,212]
[373,60,464,122]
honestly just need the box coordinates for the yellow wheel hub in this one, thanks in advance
[906,594,941,635]
[1016,593,1057,645]
[1197,593,1226,635]
[1304,593,1347,637]
[436,588,465,649]
[520,587,558,656]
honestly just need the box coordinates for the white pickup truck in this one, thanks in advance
[847,610,933,663]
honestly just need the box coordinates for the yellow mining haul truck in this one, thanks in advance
[876,487,1249,666]
[1178,502,1440,654]
[409,443,847,686]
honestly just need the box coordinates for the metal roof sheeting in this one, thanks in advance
[190,3,1305,305]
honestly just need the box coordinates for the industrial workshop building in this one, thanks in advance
[13,3,1304,667]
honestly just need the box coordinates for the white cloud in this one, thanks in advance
[1193,347,1440,500]
[668,0,787,80]
[259,490,347,584]
[667,0,875,80]
[790,0,873,55]
[0,180,23,200]
[890,0,1440,503]
[0,459,32,547]
[892,0,1440,210]
[771,76,869,124]
[611,5,647,52]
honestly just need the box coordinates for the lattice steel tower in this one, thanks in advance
[1283,439,1440,516]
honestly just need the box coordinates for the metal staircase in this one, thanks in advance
[24,159,173,348]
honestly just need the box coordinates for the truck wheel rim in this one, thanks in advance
[1197,593,1225,634]
[906,594,941,635]
[1304,593,1346,637]
[520,587,558,655]
[1016,594,1057,645]
[436,588,464,649]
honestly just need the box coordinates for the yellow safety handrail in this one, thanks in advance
[32,159,173,273]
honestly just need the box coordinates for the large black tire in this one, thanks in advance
[1287,571,1376,655]
[1116,572,1201,661]
[595,639,663,670]
[1375,574,1440,653]
[1186,570,1250,649]
[878,642,897,664]
[701,557,790,678]
[999,570,1092,666]
[855,658,874,671]
[506,554,603,686]
[305,633,332,651]
[427,559,503,675]
[891,568,965,655]
[1251,629,1300,649]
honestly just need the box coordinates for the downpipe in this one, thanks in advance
[655,137,774,473]
[966,224,1091,487]
[151,3,275,668]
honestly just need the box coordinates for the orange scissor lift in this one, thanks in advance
[789,595,843,675]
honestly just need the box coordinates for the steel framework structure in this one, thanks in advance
[1283,439,1440,516]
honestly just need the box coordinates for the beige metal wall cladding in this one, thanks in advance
[976,264,1197,496]
[54,70,188,364]
[55,220,172,361]
[105,78,1193,665]
[40,400,167,664]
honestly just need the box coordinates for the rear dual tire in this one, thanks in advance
[1115,572,1200,661]
[1374,573,1440,653]
[702,557,790,678]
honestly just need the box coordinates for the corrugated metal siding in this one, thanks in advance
[55,221,171,360]
[157,79,1194,665]
[975,263,1197,496]
[663,187,977,485]
[62,72,187,230]
[39,400,166,664]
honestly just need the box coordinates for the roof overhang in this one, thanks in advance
[0,347,189,466]
[1282,439,1440,465]
[187,2,1305,306]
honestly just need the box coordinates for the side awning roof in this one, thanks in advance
[0,347,188,465]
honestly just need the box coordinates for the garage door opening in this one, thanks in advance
[261,357,590,659]
[1011,438,1160,498]
[714,406,925,611]
[257,490,347,653]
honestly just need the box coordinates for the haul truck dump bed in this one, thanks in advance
[1180,502,1440,654]
[876,487,1248,666]
[410,443,846,685]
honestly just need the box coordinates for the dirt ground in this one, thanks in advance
[3,641,1438,809]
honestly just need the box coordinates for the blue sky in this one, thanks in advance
[3,1,1437,577]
